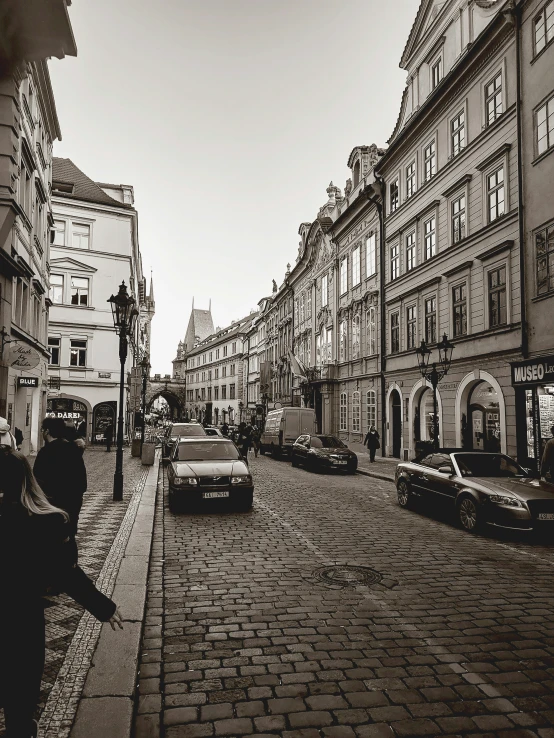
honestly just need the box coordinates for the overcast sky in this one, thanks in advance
[49,0,419,374]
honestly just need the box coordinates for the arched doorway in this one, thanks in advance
[391,389,402,458]
[147,391,182,420]
[468,380,502,452]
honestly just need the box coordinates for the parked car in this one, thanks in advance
[204,426,223,437]
[167,438,253,512]
[395,450,554,533]
[261,408,317,457]
[291,434,358,474]
[162,422,207,460]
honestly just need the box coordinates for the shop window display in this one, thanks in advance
[468,381,501,453]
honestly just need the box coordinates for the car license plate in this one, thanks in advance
[202,491,229,499]
[334,460,347,465]
[538,513,554,520]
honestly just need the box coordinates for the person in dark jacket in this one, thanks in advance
[221,422,229,438]
[33,418,87,539]
[363,425,380,463]
[105,422,114,452]
[541,425,554,481]
[0,442,122,738]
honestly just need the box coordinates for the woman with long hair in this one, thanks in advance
[0,438,122,738]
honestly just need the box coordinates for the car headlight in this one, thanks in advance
[172,477,198,487]
[230,475,252,485]
[488,494,521,507]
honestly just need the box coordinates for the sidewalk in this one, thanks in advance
[347,441,398,482]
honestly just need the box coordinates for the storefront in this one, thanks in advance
[46,397,88,433]
[512,355,554,470]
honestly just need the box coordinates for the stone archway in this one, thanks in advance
[146,390,183,419]
[408,379,443,457]
[455,370,507,453]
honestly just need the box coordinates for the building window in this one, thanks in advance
[390,312,400,354]
[406,232,416,272]
[49,274,64,304]
[48,337,60,366]
[453,284,467,337]
[340,392,347,431]
[390,179,399,212]
[53,220,66,246]
[485,73,503,126]
[451,194,466,244]
[352,245,361,286]
[207,387,212,401]
[390,243,400,280]
[214,387,219,400]
[366,234,376,277]
[223,346,228,357]
[366,390,377,428]
[406,161,416,199]
[230,383,236,399]
[340,258,347,294]
[406,305,416,350]
[352,391,361,432]
[536,223,554,295]
[321,274,328,307]
[70,339,87,367]
[339,320,347,361]
[424,216,436,260]
[216,349,220,359]
[425,296,437,344]
[215,368,219,379]
[424,140,436,182]
[70,276,89,306]
[352,314,360,359]
[201,388,205,401]
[536,94,554,156]
[324,327,332,363]
[230,363,235,376]
[487,166,505,222]
[221,385,227,400]
[431,57,442,89]
[488,266,507,327]
[366,307,376,355]
[72,222,90,249]
[534,0,554,55]
[316,333,321,367]
[222,366,227,377]
[232,341,237,353]
[451,111,465,157]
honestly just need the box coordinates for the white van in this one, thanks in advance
[261,407,317,457]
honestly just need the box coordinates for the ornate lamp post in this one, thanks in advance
[108,282,138,501]
[415,333,455,451]
[139,354,151,454]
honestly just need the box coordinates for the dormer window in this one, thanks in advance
[52,181,74,195]
[431,57,443,90]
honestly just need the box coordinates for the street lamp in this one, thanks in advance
[416,333,455,451]
[139,354,151,454]
[108,282,138,501]
[238,400,244,424]
[228,405,233,424]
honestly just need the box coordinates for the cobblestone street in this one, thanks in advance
[136,454,554,738]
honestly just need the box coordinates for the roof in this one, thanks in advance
[52,158,133,209]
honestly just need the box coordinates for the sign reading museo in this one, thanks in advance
[511,355,554,386]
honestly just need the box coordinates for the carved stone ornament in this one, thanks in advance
[272,279,278,293]
[344,178,352,197]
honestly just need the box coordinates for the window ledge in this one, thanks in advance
[54,304,95,310]
[532,146,554,167]
[531,291,554,303]
[65,366,90,371]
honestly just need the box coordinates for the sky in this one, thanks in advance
[49,0,420,375]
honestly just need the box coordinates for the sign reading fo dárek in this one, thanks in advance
[8,342,41,370]
[17,376,39,387]
[511,355,554,386]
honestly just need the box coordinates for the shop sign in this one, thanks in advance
[17,376,39,387]
[511,355,554,386]
[8,342,40,370]
[46,398,88,423]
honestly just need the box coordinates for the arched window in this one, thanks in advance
[353,160,361,188]
[366,307,376,355]
[352,315,361,359]
[352,391,361,432]
[340,392,348,431]
[366,390,377,429]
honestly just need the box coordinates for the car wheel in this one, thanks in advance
[236,491,253,511]
[291,455,299,467]
[168,491,178,513]
[397,479,413,509]
[260,444,266,455]
[457,495,480,533]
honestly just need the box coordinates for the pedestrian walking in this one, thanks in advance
[238,422,251,458]
[540,425,554,482]
[34,418,87,541]
[363,425,380,463]
[0,417,16,450]
[221,422,229,437]
[14,426,23,451]
[251,424,261,457]
[105,422,114,452]
[0,440,122,738]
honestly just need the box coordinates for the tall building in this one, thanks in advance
[48,158,152,442]
[0,2,76,453]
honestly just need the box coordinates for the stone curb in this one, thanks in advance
[356,467,396,483]
[69,455,160,738]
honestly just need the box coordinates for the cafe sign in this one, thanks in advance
[511,355,554,386]
[8,341,40,370]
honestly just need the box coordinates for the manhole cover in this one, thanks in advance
[313,565,383,588]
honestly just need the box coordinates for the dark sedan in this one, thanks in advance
[291,434,358,474]
[162,422,206,460]
[167,438,253,512]
[395,450,554,533]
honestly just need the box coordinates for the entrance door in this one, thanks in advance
[314,389,322,434]
[391,390,401,458]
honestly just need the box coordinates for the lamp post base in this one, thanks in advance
[113,471,123,501]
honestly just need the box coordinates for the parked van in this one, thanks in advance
[261,408,317,457]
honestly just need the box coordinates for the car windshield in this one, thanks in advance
[171,424,205,437]
[311,436,345,449]
[454,453,526,478]
[176,441,240,461]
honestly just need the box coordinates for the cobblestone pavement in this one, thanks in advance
[0,447,146,737]
[135,454,554,738]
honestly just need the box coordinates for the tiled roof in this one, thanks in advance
[52,158,132,209]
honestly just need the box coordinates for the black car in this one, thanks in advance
[395,450,554,533]
[162,422,206,460]
[167,438,253,512]
[291,434,358,474]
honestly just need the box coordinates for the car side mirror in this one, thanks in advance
[438,465,454,475]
